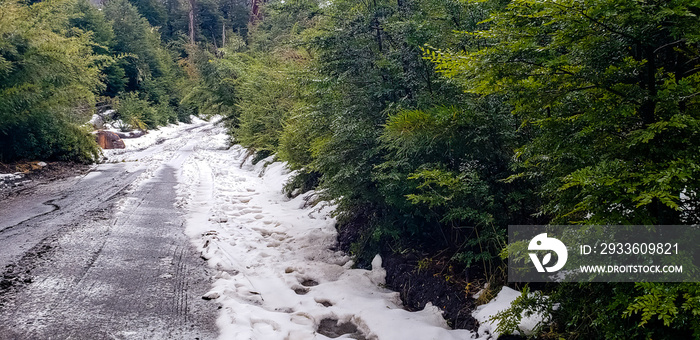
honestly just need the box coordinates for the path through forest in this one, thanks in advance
[0,118,527,339]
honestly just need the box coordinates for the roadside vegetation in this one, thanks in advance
[199,0,700,338]
[1,0,699,338]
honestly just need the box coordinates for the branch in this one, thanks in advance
[681,92,700,100]
[506,60,639,104]
[683,67,700,77]
[654,39,686,54]
[548,1,638,42]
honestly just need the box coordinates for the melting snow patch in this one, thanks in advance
[472,287,546,339]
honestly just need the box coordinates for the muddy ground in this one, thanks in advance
[0,161,92,201]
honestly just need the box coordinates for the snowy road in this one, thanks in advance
[0,118,530,340]
[0,120,220,339]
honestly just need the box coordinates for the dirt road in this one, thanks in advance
[0,121,220,339]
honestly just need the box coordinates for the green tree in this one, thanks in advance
[70,0,128,97]
[428,0,700,226]
[427,0,700,338]
[0,0,102,162]
[129,0,168,28]
[105,0,188,122]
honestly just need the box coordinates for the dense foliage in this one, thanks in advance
[193,0,700,338]
[0,0,102,162]
[2,0,699,337]
[427,0,700,337]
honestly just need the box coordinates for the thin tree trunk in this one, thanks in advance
[188,0,196,44]
[222,22,226,47]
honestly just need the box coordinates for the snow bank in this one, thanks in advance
[176,126,481,340]
[0,172,27,189]
[104,116,210,153]
[102,116,215,191]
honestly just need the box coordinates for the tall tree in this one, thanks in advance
[427,0,700,338]
[105,0,180,102]
[188,0,196,43]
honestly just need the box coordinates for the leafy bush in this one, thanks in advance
[115,92,151,131]
[184,0,700,337]
[426,0,700,337]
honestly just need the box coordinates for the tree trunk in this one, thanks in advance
[250,0,261,24]
[222,22,226,47]
[188,0,196,44]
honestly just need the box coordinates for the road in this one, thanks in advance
[0,121,220,339]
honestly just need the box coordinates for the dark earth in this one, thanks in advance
[335,208,527,340]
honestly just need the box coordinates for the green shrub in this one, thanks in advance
[115,92,151,131]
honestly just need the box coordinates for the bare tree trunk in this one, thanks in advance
[222,22,226,47]
[250,0,261,24]
[188,0,196,44]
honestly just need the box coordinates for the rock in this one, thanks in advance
[89,114,104,129]
[95,130,126,149]
[202,291,220,300]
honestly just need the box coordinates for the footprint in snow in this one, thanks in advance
[300,279,319,287]
[251,319,281,332]
[290,312,315,326]
[317,319,367,340]
[292,286,309,295]
[266,241,281,248]
[315,299,333,307]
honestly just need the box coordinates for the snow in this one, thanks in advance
[0,173,23,181]
[104,116,211,153]
[101,116,215,190]
[88,109,116,129]
[105,117,544,340]
[0,172,27,189]
[173,123,479,340]
[472,287,546,339]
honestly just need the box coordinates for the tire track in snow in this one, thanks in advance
[0,119,220,339]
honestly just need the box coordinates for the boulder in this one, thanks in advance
[95,130,126,149]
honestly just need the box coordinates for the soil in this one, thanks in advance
[381,254,478,330]
[0,161,92,201]
[336,213,479,332]
[336,213,531,340]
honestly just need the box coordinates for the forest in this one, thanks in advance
[1,0,699,338]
